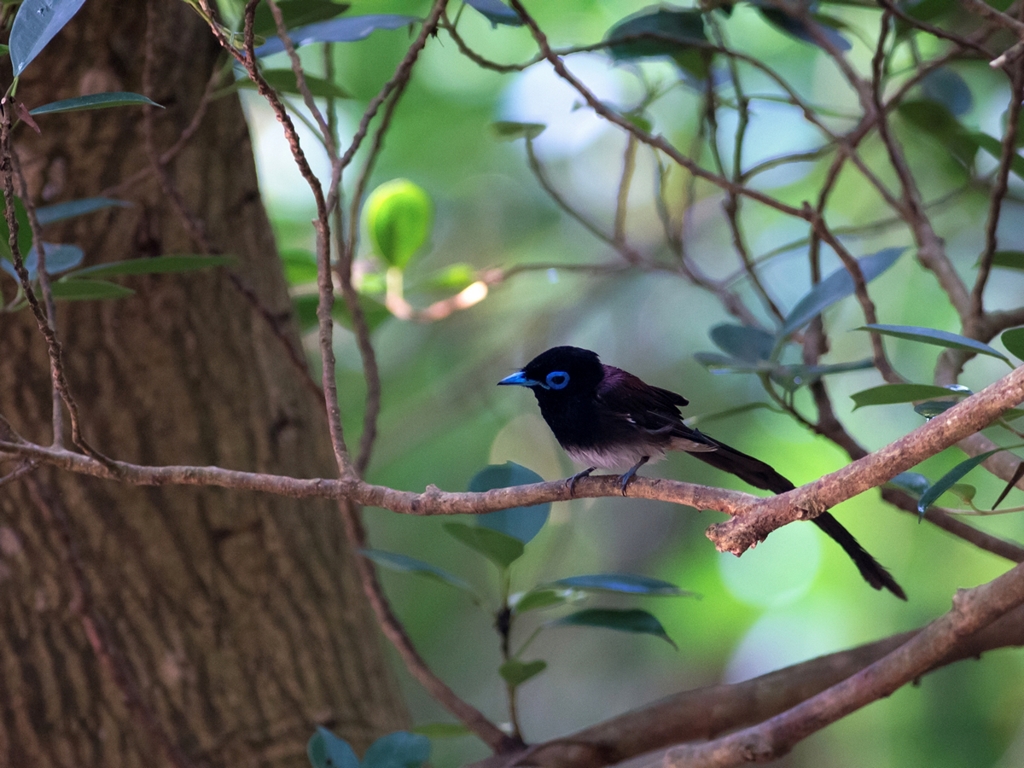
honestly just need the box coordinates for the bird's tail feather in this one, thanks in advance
[683,430,907,600]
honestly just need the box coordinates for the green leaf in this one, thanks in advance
[237,69,351,100]
[1002,327,1024,361]
[548,608,676,649]
[412,263,477,293]
[30,92,162,116]
[465,0,522,27]
[917,448,1009,515]
[36,197,130,225]
[292,292,391,332]
[492,121,546,141]
[409,723,471,739]
[281,249,318,285]
[71,255,234,279]
[252,0,350,37]
[498,659,547,686]
[914,400,959,419]
[781,247,905,337]
[850,383,970,409]
[990,251,1024,271]
[921,68,972,117]
[442,523,524,570]
[10,0,88,76]
[896,100,978,168]
[971,132,1024,179]
[755,5,851,52]
[886,471,931,497]
[0,195,34,263]
[362,731,430,768]
[512,588,570,613]
[709,324,775,363]
[468,462,549,544]
[307,726,359,768]
[364,179,433,269]
[858,324,1010,364]
[360,550,476,595]
[255,14,417,57]
[547,574,694,597]
[50,278,135,301]
[946,483,977,504]
[604,8,710,79]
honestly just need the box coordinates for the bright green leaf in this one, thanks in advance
[364,179,433,269]
[292,291,391,332]
[412,263,477,293]
[858,324,1010,364]
[498,659,547,686]
[30,92,162,116]
[468,462,549,543]
[442,523,524,570]
[781,247,905,337]
[1002,327,1024,361]
[281,249,318,285]
[512,588,570,613]
[548,608,676,649]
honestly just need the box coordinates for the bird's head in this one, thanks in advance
[497,346,604,399]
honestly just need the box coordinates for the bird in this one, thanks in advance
[498,345,906,600]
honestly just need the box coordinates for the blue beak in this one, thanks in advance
[498,370,540,388]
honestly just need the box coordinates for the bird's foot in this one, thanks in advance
[567,467,596,497]
[617,456,650,496]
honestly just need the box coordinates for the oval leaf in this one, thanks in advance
[30,92,162,116]
[709,324,776,363]
[851,383,970,410]
[781,247,905,337]
[511,588,570,614]
[917,448,1008,515]
[886,471,931,497]
[548,608,676,648]
[498,659,547,686]
[308,727,359,768]
[858,324,1009,364]
[492,121,546,141]
[914,400,959,419]
[465,0,522,27]
[469,462,549,544]
[362,731,430,768]
[255,14,417,56]
[71,255,234,279]
[547,574,694,597]
[364,179,433,269]
[1002,327,1024,362]
[10,0,88,76]
[360,549,476,595]
[36,197,131,225]
[50,278,135,301]
[442,523,524,570]
[604,8,709,78]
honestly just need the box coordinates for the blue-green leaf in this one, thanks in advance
[547,574,694,597]
[709,324,776,363]
[921,68,973,116]
[307,727,359,768]
[498,659,547,686]
[255,14,417,56]
[858,324,1010,364]
[604,7,709,79]
[30,92,162,116]
[442,523,524,569]
[252,0,351,37]
[755,4,851,52]
[781,248,905,337]
[10,0,88,76]
[49,278,135,301]
[886,471,931,497]
[465,0,522,27]
[360,550,476,595]
[468,462,549,544]
[362,731,430,768]
[2,243,84,281]
[851,383,970,410]
[547,608,676,648]
[917,448,1009,515]
[36,197,131,225]
[70,255,233,279]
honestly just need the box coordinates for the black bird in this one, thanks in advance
[498,346,906,600]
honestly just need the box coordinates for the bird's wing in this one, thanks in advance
[596,366,691,432]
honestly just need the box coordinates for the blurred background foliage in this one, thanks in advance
[239,0,1024,765]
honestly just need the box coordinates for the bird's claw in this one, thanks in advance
[567,467,596,497]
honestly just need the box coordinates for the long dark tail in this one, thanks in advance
[682,429,906,600]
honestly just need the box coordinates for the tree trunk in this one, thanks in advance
[0,2,406,766]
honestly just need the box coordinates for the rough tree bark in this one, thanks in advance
[0,2,406,766]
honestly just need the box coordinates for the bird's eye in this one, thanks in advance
[545,371,570,390]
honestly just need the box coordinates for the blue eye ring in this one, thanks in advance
[546,371,570,390]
